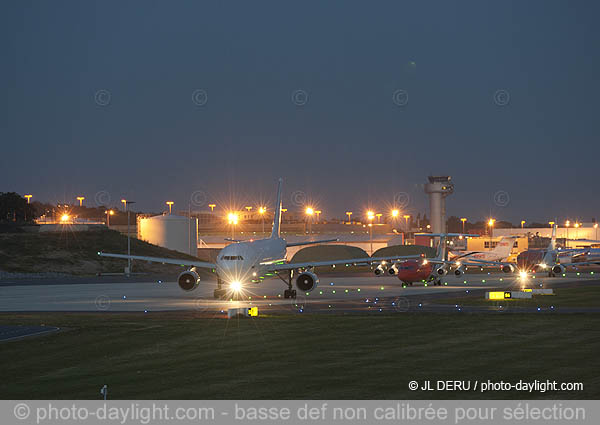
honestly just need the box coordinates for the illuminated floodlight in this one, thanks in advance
[305,207,314,215]
[227,213,238,225]
[391,209,399,217]
[60,214,70,222]
[229,281,242,292]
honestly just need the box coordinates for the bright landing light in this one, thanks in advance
[519,271,528,279]
[229,281,242,292]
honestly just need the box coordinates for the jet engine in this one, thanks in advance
[296,271,319,292]
[178,268,200,291]
[388,264,399,275]
[436,266,448,276]
[454,266,465,276]
[374,264,386,276]
[552,264,565,275]
[502,264,515,273]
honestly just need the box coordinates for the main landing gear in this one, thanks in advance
[427,276,443,286]
[279,270,297,299]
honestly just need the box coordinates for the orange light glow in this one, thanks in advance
[227,213,238,225]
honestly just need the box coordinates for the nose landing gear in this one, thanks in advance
[214,278,227,299]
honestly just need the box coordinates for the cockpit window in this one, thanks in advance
[221,255,244,260]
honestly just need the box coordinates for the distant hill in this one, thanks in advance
[290,245,368,263]
[0,228,201,276]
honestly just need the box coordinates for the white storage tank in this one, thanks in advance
[137,214,198,256]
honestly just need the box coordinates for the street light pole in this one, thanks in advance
[403,215,410,233]
[228,213,238,240]
[460,217,466,234]
[488,219,495,250]
[305,207,314,235]
[367,211,375,256]
[105,209,114,227]
[259,207,266,234]
[346,211,352,224]
[122,199,135,276]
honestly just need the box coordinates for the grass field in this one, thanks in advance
[434,284,600,308]
[0,230,200,275]
[1,312,599,399]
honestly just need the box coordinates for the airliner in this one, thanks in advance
[99,179,421,299]
[376,233,481,286]
[449,236,517,264]
[474,225,599,277]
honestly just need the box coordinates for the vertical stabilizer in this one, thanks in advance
[270,178,283,239]
[435,236,447,261]
[491,237,516,260]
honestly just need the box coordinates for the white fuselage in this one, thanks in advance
[215,237,287,284]
[450,250,507,263]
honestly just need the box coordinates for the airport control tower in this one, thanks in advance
[424,176,454,234]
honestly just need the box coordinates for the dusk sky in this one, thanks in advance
[2,1,599,223]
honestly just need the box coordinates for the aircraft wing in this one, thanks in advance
[426,258,515,267]
[452,258,511,266]
[566,261,600,267]
[286,238,338,247]
[265,254,423,271]
[98,252,216,269]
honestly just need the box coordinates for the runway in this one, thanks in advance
[1,272,594,314]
